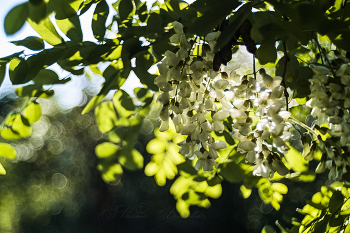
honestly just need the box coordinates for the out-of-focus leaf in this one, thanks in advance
[95,142,119,158]
[112,90,135,118]
[284,143,308,172]
[10,36,44,51]
[118,149,144,170]
[147,13,163,33]
[4,3,29,35]
[98,162,123,183]
[219,161,244,183]
[48,0,83,19]
[28,17,63,45]
[95,102,118,133]
[271,183,288,194]
[329,191,344,214]
[0,164,6,175]
[15,84,54,98]
[1,114,32,139]
[214,2,252,52]
[28,0,47,23]
[23,101,42,124]
[81,95,106,114]
[0,143,17,159]
[92,0,109,41]
[261,225,276,233]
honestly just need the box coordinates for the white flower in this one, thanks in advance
[238,141,256,151]
[172,21,184,34]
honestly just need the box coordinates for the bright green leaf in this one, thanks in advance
[95,102,118,133]
[28,17,63,45]
[9,57,28,85]
[95,142,119,158]
[0,143,17,159]
[23,101,42,124]
[118,149,144,170]
[0,163,6,175]
[56,14,83,42]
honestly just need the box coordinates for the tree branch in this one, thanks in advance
[281,41,290,111]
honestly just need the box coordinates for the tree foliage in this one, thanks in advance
[2,0,350,232]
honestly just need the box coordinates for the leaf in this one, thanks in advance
[92,0,109,41]
[9,57,29,85]
[23,101,42,124]
[255,36,277,65]
[329,190,344,214]
[276,55,299,82]
[11,36,45,51]
[118,149,144,170]
[219,161,244,183]
[0,143,17,159]
[147,13,163,33]
[81,95,106,114]
[48,0,83,19]
[98,162,123,183]
[95,102,118,133]
[4,3,29,35]
[134,52,158,91]
[119,0,134,21]
[214,2,252,52]
[1,114,32,139]
[147,138,166,154]
[15,84,54,98]
[95,142,119,158]
[28,17,63,45]
[271,183,288,194]
[284,143,308,172]
[0,62,6,87]
[28,0,47,24]
[187,0,241,36]
[0,164,6,175]
[32,69,60,85]
[261,225,276,233]
[56,14,83,42]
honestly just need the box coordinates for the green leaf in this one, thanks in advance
[15,84,54,98]
[284,143,308,172]
[119,0,134,21]
[276,55,299,82]
[0,62,6,87]
[98,162,123,183]
[4,3,29,35]
[118,149,144,170]
[48,0,83,19]
[95,142,119,158]
[95,102,118,133]
[10,36,45,51]
[9,57,29,85]
[0,51,24,62]
[28,17,63,45]
[112,90,135,118]
[214,2,252,52]
[134,52,158,91]
[329,190,344,214]
[81,95,106,114]
[92,0,109,41]
[1,114,32,139]
[187,0,241,36]
[32,69,60,85]
[287,66,313,98]
[28,0,47,24]
[0,143,17,159]
[0,164,6,175]
[23,101,42,124]
[147,13,163,33]
[219,161,244,183]
[261,225,276,233]
[255,36,277,65]
[56,14,83,42]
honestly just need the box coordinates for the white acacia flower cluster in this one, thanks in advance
[307,63,350,180]
[154,21,291,176]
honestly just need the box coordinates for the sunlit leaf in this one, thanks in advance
[95,142,119,158]
[284,143,308,172]
[4,3,29,35]
[9,57,28,85]
[118,149,144,170]
[0,143,17,159]
[240,185,252,199]
[98,162,123,183]
[28,17,63,45]
[81,95,106,114]
[0,163,6,175]
[56,14,83,42]
[146,139,166,154]
[205,184,222,199]
[112,90,135,118]
[95,102,118,133]
[271,183,288,194]
[23,101,42,124]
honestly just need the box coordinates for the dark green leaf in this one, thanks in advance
[134,52,158,91]
[255,36,277,65]
[0,51,24,63]
[137,2,148,22]
[329,214,347,227]
[329,190,344,214]
[92,0,109,41]
[313,214,331,233]
[219,161,244,183]
[78,0,95,15]
[48,0,82,20]
[286,66,313,98]
[15,84,54,98]
[187,1,241,36]
[32,69,60,85]
[147,13,163,33]
[11,36,44,51]
[4,3,29,35]
[276,55,299,81]
[207,175,222,186]
[223,131,235,145]
[119,0,134,21]
[342,171,350,182]
[28,0,47,23]
[9,57,29,85]
[214,2,252,52]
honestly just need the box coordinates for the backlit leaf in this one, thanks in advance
[28,17,63,45]
[23,101,42,124]
[118,149,144,170]
[56,14,83,42]
[329,191,344,214]
[95,142,119,158]
[0,143,17,159]
[0,164,6,175]
[92,0,109,41]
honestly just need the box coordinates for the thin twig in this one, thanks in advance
[314,33,337,77]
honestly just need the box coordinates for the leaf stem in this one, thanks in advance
[288,117,318,139]
[281,41,289,111]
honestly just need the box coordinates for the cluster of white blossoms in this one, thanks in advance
[154,21,292,176]
[307,62,350,180]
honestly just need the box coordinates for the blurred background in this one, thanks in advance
[0,0,330,232]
